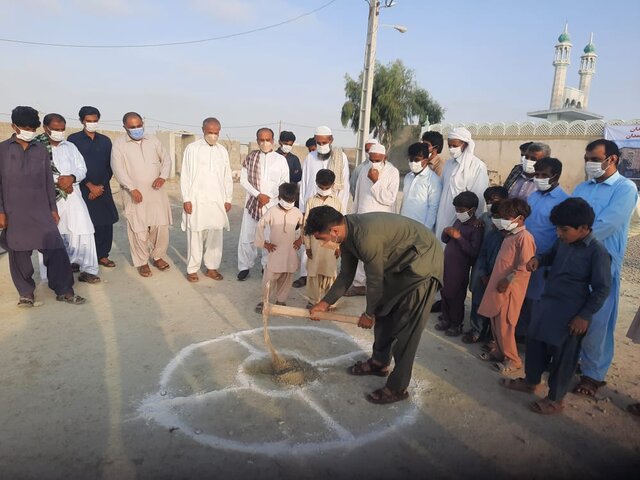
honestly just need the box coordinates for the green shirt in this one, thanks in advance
[323,212,444,316]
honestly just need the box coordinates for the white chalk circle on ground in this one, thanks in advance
[139,326,425,456]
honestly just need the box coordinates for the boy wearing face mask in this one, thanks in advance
[400,143,442,230]
[516,158,569,341]
[254,183,303,313]
[435,191,484,336]
[478,198,536,374]
[302,169,342,308]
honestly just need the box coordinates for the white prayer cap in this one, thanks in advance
[448,127,472,143]
[369,143,386,155]
[365,137,379,145]
[315,125,333,136]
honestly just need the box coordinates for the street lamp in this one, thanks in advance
[355,1,408,165]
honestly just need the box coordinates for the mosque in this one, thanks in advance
[528,24,602,122]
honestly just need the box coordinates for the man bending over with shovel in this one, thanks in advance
[307,206,443,404]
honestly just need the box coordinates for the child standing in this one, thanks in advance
[464,201,507,344]
[303,170,343,308]
[254,183,303,313]
[478,198,536,374]
[435,191,484,336]
[501,198,611,415]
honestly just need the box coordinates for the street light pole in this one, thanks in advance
[355,0,379,166]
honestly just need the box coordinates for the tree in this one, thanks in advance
[340,59,444,147]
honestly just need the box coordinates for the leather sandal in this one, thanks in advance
[152,258,170,271]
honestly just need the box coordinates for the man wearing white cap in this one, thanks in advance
[294,126,350,288]
[349,137,379,199]
[346,143,400,296]
[434,127,489,241]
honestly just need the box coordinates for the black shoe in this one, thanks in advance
[292,276,307,288]
[430,300,442,313]
[237,269,250,281]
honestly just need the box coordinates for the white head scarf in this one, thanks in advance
[447,127,481,195]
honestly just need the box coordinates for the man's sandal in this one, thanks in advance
[572,375,606,397]
[78,272,101,284]
[98,258,116,268]
[499,377,541,394]
[493,361,522,375]
[205,269,223,281]
[17,297,43,308]
[186,273,199,283]
[348,359,390,377]
[366,387,410,405]
[56,294,86,305]
[152,258,170,271]
[530,397,564,415]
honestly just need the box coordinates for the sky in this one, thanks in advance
[1,0,638,146]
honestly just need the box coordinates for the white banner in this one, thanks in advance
[605,124,640,183]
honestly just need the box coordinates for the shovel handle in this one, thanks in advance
[267,303,361,325]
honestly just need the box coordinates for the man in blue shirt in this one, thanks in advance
[68,106,119,268]
[572,139,638,396]
[517,157,569,340]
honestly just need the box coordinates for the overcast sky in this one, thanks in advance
[1,0,638,145]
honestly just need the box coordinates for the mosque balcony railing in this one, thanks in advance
[428,119,640,138]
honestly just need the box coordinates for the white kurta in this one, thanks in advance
[353,162,400,214]
[401,167,443,230]
[51,141,94,235]
[434,155,489,240]
[349,159,370,199]
[299,150,350,213]
[237,151,290,271]
[180,138,233,232]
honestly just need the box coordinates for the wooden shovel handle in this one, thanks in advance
[267,303,361,325]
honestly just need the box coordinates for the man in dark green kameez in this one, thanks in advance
[307,207,443,404]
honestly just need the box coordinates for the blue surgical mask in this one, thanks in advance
[128,127,144,140]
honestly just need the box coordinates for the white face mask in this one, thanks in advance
[455,210,472,223]
[85,122,99,133]
[491,218,503,230]
[534,177,553,192]
[585,160,607,179]
[48,130,65,142]
[317,144,331,155]
[259,141,273,153]
[449,146,463,159]
[408,161,424,174]
[371,161,384,171]
[280,144,293,154]
[492,217,519,231]
[279,199,295,210]
[317,186,332,197]
[16,129,36,142]
[522,156,536,174]
[204,133,219,145]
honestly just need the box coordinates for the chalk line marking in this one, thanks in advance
[139,326,426,456]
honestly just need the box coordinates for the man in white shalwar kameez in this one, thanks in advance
[36,114,100,284]
[237,127,289,281]
[294,125,350,288]
[434,127,489,242]
[349,137,378,199]
[181,118,233,283]
[346,143,400,296]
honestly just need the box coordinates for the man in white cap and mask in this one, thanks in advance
[294,125,350,288]
[349,137,379,199]
[434,127,489,241]
[346,142,400,296]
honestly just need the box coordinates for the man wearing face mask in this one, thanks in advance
[347,144,400,296]
[307,206,443,404]
[295,126,350,289]
[276,131,302,187]
[111,112,172,278]
[34,113,101,285]
[571,139,638,397]
[181,117,233,283]
[237,127,290,281]
[507,142,551,201]
[401,142,442,230]
[68,106,119,268]
[420,131,446,177]
[503,142,533,192]
[0,106,82,306]
[349,137,378,200]
[517,157,569,341]
[434,127,489,242]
